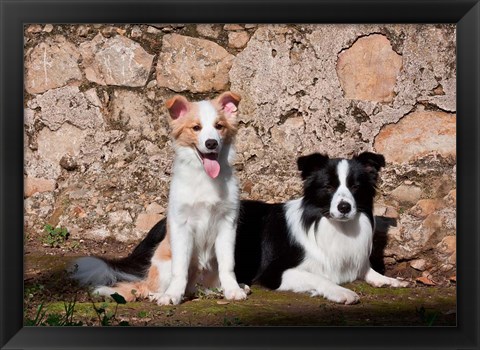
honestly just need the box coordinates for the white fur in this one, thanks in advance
[330,160,357,220]
[156,100,246,305]
[197,101,222,154]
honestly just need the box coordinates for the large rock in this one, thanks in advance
[109,90,158,140]
[270,117,305,153]
[196,24,221,39]
[374,109,456,163]
[24,177,56,197]
[108,210,133,225]
[32,86,104,131]
[37,123,89,176]
[80,33,154,87]
[336,34,402,103]
[394,25,456,112]
[228,31,250,49]
[437,235,456,256]
[409,199,444,218]
[156,34,234,92]
[390,184,422,205]
[135,213,163,232]
[25,36,82,94]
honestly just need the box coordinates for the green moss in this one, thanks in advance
[26,270,456,326]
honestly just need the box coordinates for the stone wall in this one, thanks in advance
[24,24,456,284]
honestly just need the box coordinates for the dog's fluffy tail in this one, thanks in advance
[69,256,139,287]
[70,218,166,287]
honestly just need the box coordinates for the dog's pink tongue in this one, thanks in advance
[203,154,220,179]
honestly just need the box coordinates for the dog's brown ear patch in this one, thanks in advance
[166,95,189,120]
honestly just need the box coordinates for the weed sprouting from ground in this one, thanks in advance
[416,306,440,326]
[42,224,69,248]
[24,291,130,327]
[24,296,83,326]
[88,292,130,326]
[223,316,242,326]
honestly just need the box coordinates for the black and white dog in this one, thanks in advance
[73,152,407,304]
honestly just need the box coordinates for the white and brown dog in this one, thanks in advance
[72,91,248,305]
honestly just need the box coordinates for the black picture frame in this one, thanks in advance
[1,0,479,349]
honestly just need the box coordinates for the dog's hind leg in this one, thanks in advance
[278,268,360,305]
[93,280,150,302]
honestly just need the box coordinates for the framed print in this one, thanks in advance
[1,0,479,349]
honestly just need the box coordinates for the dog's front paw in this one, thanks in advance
[390,278,410,288]
[224,287,248,301]
[239,283,252,295]
[157,294,183,305]
[321,286,360,305]
[148,292,163,303]
[370,277,409,288]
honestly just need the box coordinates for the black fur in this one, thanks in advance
[101,219,166,280]
[300,154,340,231]
[348,152,385,226]
[235,200,304,289]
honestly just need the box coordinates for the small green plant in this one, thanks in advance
[42,224,69,247]
[89,292,130,326]
[416,306,439,326]
[137,310,148,318]
[25,297,83,326]
[25,283,45,300]
[223,316,242,326]
[25,302,47,326]
[68,240,81,251]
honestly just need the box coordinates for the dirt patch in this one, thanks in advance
[24,239,456,327]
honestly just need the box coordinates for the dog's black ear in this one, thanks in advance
[297,153,329,180]
[355,152,386,171]
[355,152,385,185]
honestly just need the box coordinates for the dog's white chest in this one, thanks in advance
[169,170,239,274]
[286,198,374,285]
[303,214,373,284]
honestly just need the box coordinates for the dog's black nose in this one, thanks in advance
[338,201,351,214]
[205,139,218,150]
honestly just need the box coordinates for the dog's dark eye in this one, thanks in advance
[351,184,360,191]
[326,185,335,192]
[215,123,224,130]
[192,125,202,132]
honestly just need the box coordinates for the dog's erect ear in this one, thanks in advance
[166,95,189,120]
[355,152,386,172]
[297,153,329,180]
[216,91,241,119]
[355,152,385,184]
